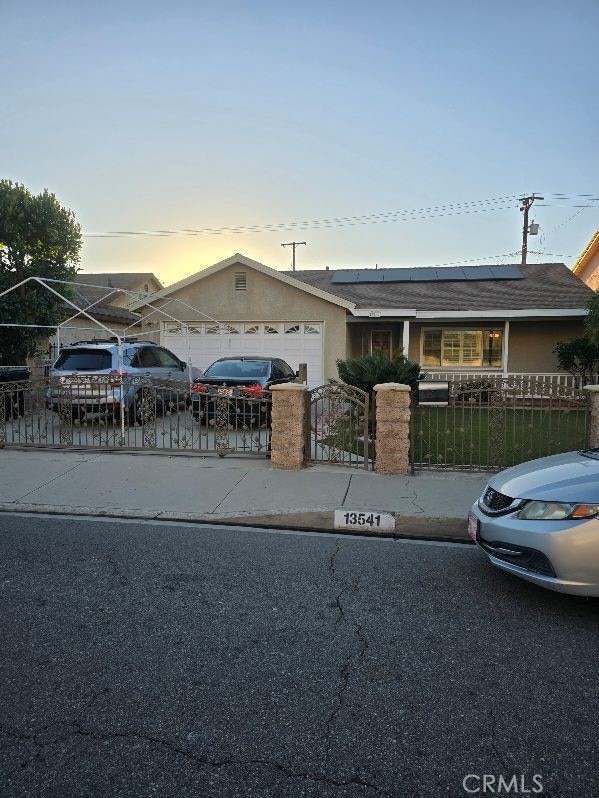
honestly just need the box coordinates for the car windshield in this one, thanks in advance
[54,349,112,371]
[204,360,269,379]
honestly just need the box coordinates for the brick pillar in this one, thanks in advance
[583,386,599,448]
[373,383,411,475]
[270,383,307,470]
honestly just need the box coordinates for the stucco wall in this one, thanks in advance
[138,262,349,381]
[577,252,599,291]
[507,319,586,372]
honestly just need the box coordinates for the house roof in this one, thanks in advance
[573,229,599,277]
[61,273,157,326]
[76,273,163,291]
[285,262,594,314]
[130,253,356,311]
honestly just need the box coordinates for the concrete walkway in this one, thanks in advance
[0,448,490,541]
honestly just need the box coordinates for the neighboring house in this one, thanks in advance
[46,273,162,356]
[130,254,593,386]
[572,229,599,290]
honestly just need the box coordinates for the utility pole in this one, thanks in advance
[281,241,306,272]
[519,194,543,266]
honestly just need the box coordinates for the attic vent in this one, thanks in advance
[234,272,247,291]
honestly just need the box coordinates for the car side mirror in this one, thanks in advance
[295,371,300,379]
[180,360,186,371]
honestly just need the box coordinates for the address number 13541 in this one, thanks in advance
[334,510,395,531]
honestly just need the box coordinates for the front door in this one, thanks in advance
[371,330,391,358]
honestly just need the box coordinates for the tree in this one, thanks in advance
[554,337,599,385]
[0,180,81,365]
[336,349,422,395]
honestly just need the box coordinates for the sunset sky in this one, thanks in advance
[2,0,598,286]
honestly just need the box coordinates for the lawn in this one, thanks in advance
[411,405,588,470]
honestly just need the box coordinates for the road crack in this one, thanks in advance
[1,721,394,795]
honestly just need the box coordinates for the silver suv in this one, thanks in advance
[46,340,201,424]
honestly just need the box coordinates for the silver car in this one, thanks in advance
[468,449,599,596]
[46,340,202,424]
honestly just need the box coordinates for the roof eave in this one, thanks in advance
[130,253,356,311]
[573,230,599,275]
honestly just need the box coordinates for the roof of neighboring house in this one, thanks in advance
[573,229,599,277]
[60,273,160,326]
[76,273,163,291]
[285,262,594,313]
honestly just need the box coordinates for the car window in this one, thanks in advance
[137,347,160,368]
[205,360,269,380]
[155,348,182,368]
[277,359,296,379]
[270,362,286,380]
[54,349,112,371]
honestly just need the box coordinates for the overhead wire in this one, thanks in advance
[83,196,520,238]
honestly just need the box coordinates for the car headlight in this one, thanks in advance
[517,501,599,520]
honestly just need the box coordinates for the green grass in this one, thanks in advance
[411,406,587,469]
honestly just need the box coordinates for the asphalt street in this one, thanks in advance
[1,515,598,798]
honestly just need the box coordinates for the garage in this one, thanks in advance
[162,320,324,386]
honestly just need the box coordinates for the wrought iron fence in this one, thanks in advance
[411,376,588,472]
[307,382,372,469]
[0,376,271,456]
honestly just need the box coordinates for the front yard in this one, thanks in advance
[410,405,588,469]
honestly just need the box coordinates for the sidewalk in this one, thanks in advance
[0,449,489,542]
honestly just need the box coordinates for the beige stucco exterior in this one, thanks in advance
[573,230,599,290]
[137,259,349,381]
[506,320,585,372]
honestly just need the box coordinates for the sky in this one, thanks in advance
[2,0,598,286]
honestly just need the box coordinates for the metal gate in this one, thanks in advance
[411,376,588,472]
[0,376,271,456]
[307,382,372,469]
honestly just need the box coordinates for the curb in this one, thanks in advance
[0,503,472,544]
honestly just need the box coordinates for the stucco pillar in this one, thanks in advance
[373,383,411,475]
[583,386,599,448]
[270,383,307,470]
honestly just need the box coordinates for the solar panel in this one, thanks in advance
[463,266,493,280]
[489,266,523,279]
[434,267,466,281]
[329,265,523,284]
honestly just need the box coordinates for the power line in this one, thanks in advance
[83,196,520,238]
[81,193,598,240]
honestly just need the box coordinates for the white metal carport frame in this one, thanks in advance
[0,276,225,444]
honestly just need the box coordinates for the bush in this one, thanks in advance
[336,349,422,395]
[554,338,599,385]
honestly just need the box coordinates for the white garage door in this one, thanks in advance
[162,321,324,386]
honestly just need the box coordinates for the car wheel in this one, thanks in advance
[127,391,144,426]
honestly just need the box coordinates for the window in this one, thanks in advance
[304,324,320,334]
[264,325,279,334]
[422,329,503,368]
[244,324,260,334]
[54,349,112,371]
[155,348,182,368]
[285,324,300,334]
[234,272,247,290]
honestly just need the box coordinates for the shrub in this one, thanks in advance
[554,338,599,385]
[336,349,422,395]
